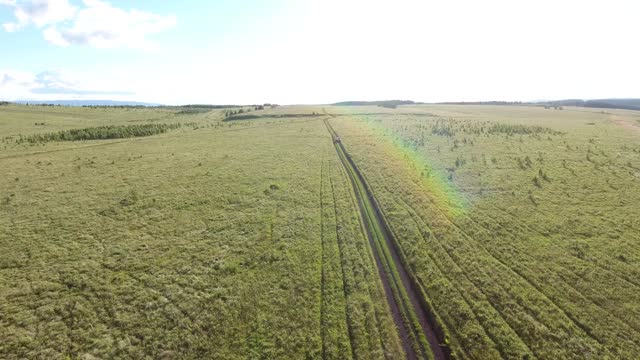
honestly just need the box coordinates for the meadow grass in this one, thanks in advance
[2,103,639,359]
[0,105,402,359]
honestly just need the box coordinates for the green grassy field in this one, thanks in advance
[0,105,402,359]
[328,105,640,359]
[1,103,639,359]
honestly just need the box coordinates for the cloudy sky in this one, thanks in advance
[1,0,638,105]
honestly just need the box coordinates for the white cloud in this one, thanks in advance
[0,69,40,100]
[2,0,175,49]
[2,0,639,104]
[2,0,76,32]
[0,68,134,100]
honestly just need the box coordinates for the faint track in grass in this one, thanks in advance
[390,176,609,349]
[487,205,640,288]
[319,153,327,359]
[330,142,396,358]
[323,116,448,360]
[389,193,528,359]
[327,157,359,360]
[458,206,640,338]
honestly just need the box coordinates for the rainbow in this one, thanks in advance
[336,111,468,218]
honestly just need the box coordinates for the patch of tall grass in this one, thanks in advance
[19,123,182,143]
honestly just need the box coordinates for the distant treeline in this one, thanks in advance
[82,105,149,109]
[438,101,526,106]
[543,99,640,111]
[223,107,255,118]
[18,103,72,107]
[437,99,640,111]
[15,100,160,107]
[15,103,151,108]
[175,104,278,115]
[19,123,181,143]
[222,104,283,119]
[7,101,281,109]
[168,104,279,110]
[332,100,416,108]
[224,113,324,121]
[173,104,243,109]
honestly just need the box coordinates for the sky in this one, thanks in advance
[0,0,639,105]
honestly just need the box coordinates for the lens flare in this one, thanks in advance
[334,110,468,218]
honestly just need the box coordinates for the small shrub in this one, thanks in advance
[486,123,562,136]
[532,176,542,188]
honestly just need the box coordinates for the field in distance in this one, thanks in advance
[1,103,639,359]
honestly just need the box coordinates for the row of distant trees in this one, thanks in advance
[224,104,279,118]
[166,103,279,112]
[82,105,147,109]
[333,100,415,108]
[18,123,182,143]
[0,103,145,108]
[0,102,281,109]
[438,101,525,105]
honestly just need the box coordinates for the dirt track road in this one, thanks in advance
[323,116,448,360]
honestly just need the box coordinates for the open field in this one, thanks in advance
[328,105,640,359]
[0,105,403,359]
[1,103,639,359]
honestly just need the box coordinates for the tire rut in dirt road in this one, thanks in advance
[323,117,449,360]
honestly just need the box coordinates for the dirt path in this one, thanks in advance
[323,117,448,360]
